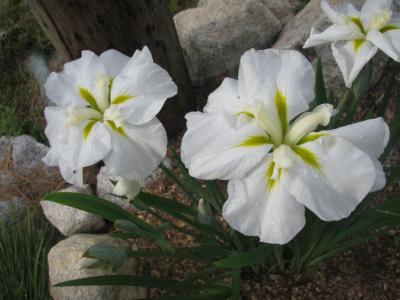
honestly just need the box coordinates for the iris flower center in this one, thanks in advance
[67,75,134,139]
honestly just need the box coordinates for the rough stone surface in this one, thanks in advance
[198,0,296,25]
[12,135,49,173]
[174,0,282,85]
[273,0,392,93]
[0,197,28,224]
[48,234,146,300]
[41,185,106,236]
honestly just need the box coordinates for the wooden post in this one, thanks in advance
[27,0,194,135]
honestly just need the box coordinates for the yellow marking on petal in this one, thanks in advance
[79,87,101,112]
[237,135,271,148]
[83,120,97,140]
[275,89,288,134]
[265,161,282,192]
[380,24,400,33]
[297,132,329,145]
[236,111,255,119]
[106,120,127,137]
[353,39,365,52]
[112,94,135,105]
[294,146,321,171]
[108,78,114,104]
[350,17,366,34]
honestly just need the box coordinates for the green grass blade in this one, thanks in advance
[43,192,173,251]
[54,275,177,288]
[215,244,272,269]
[231,268,241,300]
[314,56,327,106]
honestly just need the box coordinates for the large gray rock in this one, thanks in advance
[174,0,282,85]
[48,234,146,300]
[198,0,296,25]
[41,185,106,236]
[0,197,28,224]
[273,0,392,94]
[12,135,49,173]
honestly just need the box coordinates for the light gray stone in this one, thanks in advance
[41,185,106,236]
[0,197,28,224]
[198,0,296,24]
[48,234,146,300]
[273,0,393,94]
[174,0,282,85]
[11,135,49,173]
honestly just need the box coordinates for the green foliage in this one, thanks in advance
[168,0,198,14]
[0,103,23,136]
[0,208,61,300]
[0,0,51,140]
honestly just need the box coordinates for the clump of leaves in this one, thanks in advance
[0,208,61,300]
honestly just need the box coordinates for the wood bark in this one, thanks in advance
[27,0,194,135]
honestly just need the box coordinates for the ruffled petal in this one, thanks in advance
[181,111,272,180]
[110,47,177,125]
[367,29,400,61]
[60,122,112,169]
[238,49,314,122]
[103,118,167,179]
[321,0,360,24]
[331,40,378,87]
[203,78,244,114]
[361,0,393,20]
[328,117,389,158]
[304,24,362,48]
[223,161,306,244]
[99,49,130,78]
[370,157,387,192]
[289,135,376,221]
[59,159,83,186]
[44,50,108,108]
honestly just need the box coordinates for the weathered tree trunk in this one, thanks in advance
[27,0,194,135]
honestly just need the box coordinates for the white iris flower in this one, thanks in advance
[43,47,177,185]
[181,49,389,244]
[304,0,400,87]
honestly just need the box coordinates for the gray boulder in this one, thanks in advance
[48,234,146,300]
[273,0,392,94]
[12,135,50,173]
[198,0,296,25]
[174,0,282,85]
[41,185,106,236]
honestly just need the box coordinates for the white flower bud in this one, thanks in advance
[113,178,141,200]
